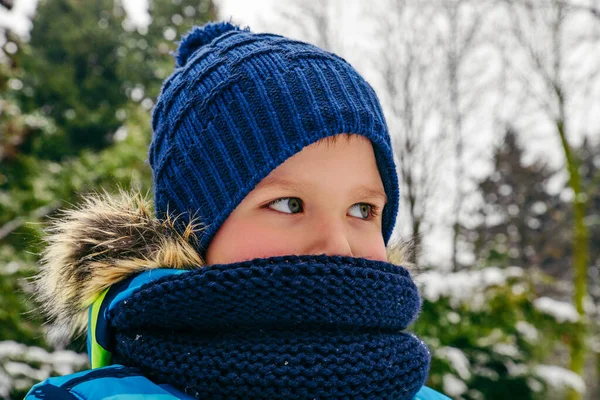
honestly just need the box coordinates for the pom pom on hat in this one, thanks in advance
[175,21,246,67]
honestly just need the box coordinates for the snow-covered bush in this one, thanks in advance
[0,341,88,400]
[411,265,591,400]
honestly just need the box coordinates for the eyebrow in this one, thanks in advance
[255,177,388,204]
[355,186,388,204]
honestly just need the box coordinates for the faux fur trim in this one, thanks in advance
[32,189,204,342]
[386,238,417,270]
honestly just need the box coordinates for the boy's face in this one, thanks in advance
[205,134,389,265]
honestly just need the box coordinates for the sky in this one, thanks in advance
[118,0,276,30]
[0,0,272,34]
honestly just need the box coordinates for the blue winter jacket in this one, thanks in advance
[26,365,449,400]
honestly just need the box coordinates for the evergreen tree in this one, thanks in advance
[462,128,568,276]
[462,127,600,306]
[120,0,218,101]
[0,29,53,346]
[18,0,129,155]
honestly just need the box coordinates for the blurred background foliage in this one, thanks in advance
[0,0,599,399]
[1,0,216,397]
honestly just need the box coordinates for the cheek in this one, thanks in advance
[351,231,388,262]
[372,244,388,262]
[206,217,300,264]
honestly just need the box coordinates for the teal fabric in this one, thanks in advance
[87,269,189,369]
[25,364,448,399]
[24,365,195,400]
[415,385,453,400]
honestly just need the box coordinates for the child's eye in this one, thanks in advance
[267,197,303,214]
[348,203,378,220]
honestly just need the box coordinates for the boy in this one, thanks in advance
[26,22,449,399]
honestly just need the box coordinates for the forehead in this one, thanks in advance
[269,134,376,169]
[254,134,386,200]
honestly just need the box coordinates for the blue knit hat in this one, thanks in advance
[149,21,399,255]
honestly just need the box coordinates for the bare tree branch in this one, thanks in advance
[557,0,600,20]
[272,0,344,53]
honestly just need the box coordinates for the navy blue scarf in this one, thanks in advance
[109,255,430,399]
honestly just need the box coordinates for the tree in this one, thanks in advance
[0,24,54,348]
[499,1,599,396]
[462,128,600,398]
[271,0,345,53]
[372,0,450,266]
[439,0,496,272]
[413,263,585,400]
[461,127,569,279]
[119,0,218,102]
[18,0,130,155]
[573,137,600,302]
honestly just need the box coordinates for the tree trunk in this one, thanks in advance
[557,118,589,400]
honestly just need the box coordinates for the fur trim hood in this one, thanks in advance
[33,190,204,343]
[32,190,413,344]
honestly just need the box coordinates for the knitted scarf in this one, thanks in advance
[107,254,430,399]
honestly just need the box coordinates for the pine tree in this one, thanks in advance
[461,128,569,278]
[18,0,129,155]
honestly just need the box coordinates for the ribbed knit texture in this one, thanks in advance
[149,22,400,254]
[109,255,430,399]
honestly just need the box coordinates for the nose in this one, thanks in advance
[304,216,353,257]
